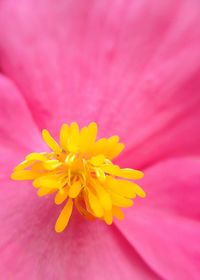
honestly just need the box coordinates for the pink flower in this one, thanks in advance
[0,0,200,279]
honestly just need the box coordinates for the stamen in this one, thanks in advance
[11,122,145,232]
[55,198,73,233]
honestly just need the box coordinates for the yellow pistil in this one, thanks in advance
[11,122,145,232]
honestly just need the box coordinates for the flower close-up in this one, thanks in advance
[11,122,145,232]
[0,0,200,280]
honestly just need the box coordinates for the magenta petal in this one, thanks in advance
[0,71,158,279]
[0,1,200,167]
[0,185,158,280]
[0,74,45,177]
[116,158,200,280]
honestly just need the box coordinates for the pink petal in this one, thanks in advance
[0,178,158,279]
[0,75,158,278]
[116,158,200,280]
[0,74,45,176]
[0,0,200,167]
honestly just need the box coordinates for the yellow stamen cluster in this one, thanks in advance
[11,122,145,232]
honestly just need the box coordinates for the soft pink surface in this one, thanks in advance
[0,0,200,279]
[116,158,200,280]
[0,0,200,169]
[0,76,159,280]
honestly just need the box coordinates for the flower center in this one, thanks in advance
[11,122,145,232]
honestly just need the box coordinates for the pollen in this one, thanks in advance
[11,122,145,232]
